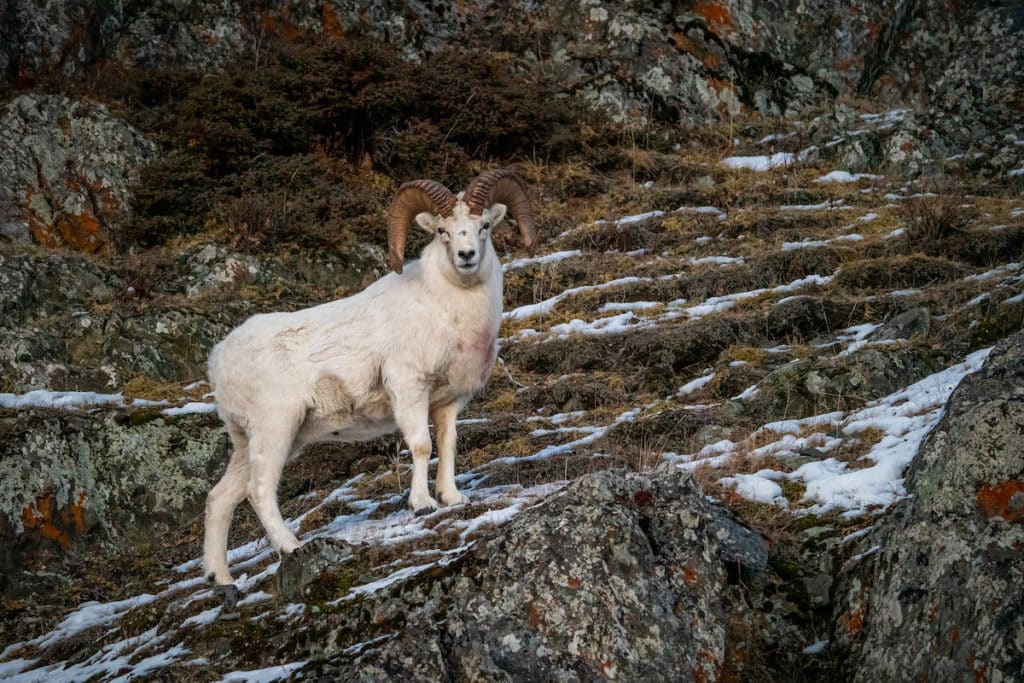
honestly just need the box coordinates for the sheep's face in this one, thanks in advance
[416,203,507,278]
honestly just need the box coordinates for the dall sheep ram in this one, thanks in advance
[202,169,537,586]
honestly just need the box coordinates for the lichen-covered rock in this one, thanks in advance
[754,345,941,418]
[0,300,240,392]
[0,407,229,582]
[171,241,385,300]
[0,251,122,327]
[0,94,157,252]
[295,466,773,681]
[833,331,1024,680]
[3,1,1023,147]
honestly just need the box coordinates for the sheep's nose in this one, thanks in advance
[458,249,476,261]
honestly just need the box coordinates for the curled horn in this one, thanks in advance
[463,169,538,253]
[387,179,457,274]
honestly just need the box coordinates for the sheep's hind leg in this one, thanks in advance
[247,414,303,556]
[392,389,438,515]
[203,422,251,586]
[432,402,469,507]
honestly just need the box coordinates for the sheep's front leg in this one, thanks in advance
[432,402,469,506]
[392,388,438,515]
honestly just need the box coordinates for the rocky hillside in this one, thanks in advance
[1,1,1023,681]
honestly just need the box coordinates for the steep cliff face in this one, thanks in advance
[2,1,1021,135]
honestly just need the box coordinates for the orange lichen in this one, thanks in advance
[321,4,347,40]
[693,1,736,36]
[55,211,112,255]
[707,78,735,95]
[567,576,581,589]
[669,30,723,70]
[260,11,307,42]
[976,480,1024,521]
[692,649,720,683]
[683,565,699,585]
[22,492,87,550]
[841,607,866,635]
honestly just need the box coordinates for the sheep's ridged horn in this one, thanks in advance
[387,179,457,274]
[464,168,538,253]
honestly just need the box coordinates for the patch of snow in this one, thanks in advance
[802,640,829,655]
[599,300,660,312]
[721,152,794,171]
[596,210,665,226]
[813,171,882,183]
[549,312,638,337]
[457,504,523,542]
[503,250,582,271]
[781,234,863,251]
[162,401,218,416]
[31,594,158,649]
[796,347,992,517]
[504,276,644,321]
[720,473,787,507]
[676,373,715,397]
[219,661,308,683]
[676,274,833,320]
[1003,291,1024,305]
[779,200,849,211]
[345,563,436,599]
[732,385,759,401]
[0,390,163,411]
[181,606,222,629]
[678,205,727,221]
[688,255,744,265]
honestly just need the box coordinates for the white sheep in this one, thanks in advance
[202,169,537,586]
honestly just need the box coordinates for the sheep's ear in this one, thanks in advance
[487,203,508,226]
[414,212,437,234]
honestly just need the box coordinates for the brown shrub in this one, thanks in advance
[836,255,968,291]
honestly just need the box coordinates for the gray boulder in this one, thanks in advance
[295,466,772,681]
[0,406,229,587]
[833,331,1024,680]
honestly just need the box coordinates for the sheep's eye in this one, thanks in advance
[480,222,491,232]
[437,227,446,236]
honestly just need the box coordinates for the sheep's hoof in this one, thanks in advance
[213,583,241,611]
[440,491,470,507]
[413,506,437,518]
